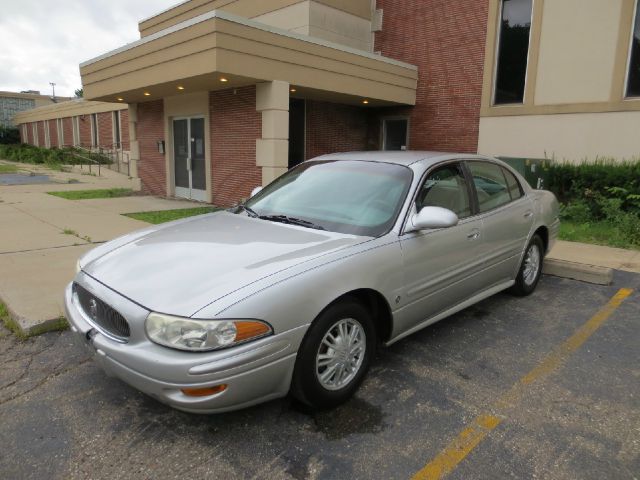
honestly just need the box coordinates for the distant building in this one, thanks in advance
[0,90,72,128]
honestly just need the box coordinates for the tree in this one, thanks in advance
[74,88,83,98]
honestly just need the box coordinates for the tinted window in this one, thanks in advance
[416,164,471,218]
[494,0,533,104]
[245,160,413,237]
[627,2,640,97]
[502,167,523,200]
[468,162,511,212]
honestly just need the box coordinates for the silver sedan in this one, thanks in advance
[64,152,560,413]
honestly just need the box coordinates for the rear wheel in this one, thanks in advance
[510,234,544,296]
[291,300,376,409]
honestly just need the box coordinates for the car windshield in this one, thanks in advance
[243,160,413,236]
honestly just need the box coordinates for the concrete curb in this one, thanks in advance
[0,295,68,339]
[543,258,614,286]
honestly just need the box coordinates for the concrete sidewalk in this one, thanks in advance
[0,162,203,335]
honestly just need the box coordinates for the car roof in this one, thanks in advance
[310,151,483,167]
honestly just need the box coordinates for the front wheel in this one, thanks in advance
[290,300,376,409]
[510,234,544,296]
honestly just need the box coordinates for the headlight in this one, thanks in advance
[145,313,272,352]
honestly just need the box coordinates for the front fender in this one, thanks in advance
[194,239,404,338]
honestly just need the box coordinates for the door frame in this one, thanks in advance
[172,115,207,202]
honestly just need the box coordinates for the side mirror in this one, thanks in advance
[250,186,263,197]
[408,206,458,232]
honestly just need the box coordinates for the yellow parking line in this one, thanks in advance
[411,288,633,480]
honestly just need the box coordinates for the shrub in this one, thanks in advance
[0,144,111,167]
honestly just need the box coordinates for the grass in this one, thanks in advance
[125,206,220,224]
[0,164,18,174]
[0,301,68,340]
[48,188,134,200]
[559,221,640,250]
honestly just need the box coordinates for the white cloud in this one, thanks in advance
[0,0,178,97]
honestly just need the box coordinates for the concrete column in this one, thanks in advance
[128,103,139,179]
[256,80,289,186]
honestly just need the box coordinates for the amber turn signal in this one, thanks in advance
[181,384,228,397]
[235,321,271,342]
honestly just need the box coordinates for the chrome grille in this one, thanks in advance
[73,283,130,340]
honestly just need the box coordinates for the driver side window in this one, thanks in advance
[416,163,471,218]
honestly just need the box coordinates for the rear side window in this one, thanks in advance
[467,162,511,213]
[502,168,523,200]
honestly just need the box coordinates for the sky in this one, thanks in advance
[0,0,179,97]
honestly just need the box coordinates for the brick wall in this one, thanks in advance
[48,119,58,148]
[137,100,166,196]
[305,100,371,159]
[209,87,261,206]
[97,111,112,148]
[62,117,73,146]
[79,116,91,147]
[37,121,45,146]
[374,0,489,153]
[120,109,130,151]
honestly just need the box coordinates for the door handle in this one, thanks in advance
[524,211,533,218]
[467,230,480,240]
[187,156,192,171]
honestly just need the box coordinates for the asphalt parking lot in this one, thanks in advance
[1,272,638,480]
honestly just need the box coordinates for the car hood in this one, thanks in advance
[84,211,365,316]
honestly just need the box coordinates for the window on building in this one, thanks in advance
[494,0,534,105]
[91,113,98,147]
[113,111,121,149]
[382,118,409,151]
[627,1,640,97]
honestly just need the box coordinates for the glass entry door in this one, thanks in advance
[173,117,206,201]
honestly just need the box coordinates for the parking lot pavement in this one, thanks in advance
[1,272,638,480]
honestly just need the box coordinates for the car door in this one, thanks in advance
[395,162,485,335]
[466,160,534,285]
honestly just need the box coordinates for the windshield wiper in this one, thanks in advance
[259,215,326,231]
[234,204,259,218]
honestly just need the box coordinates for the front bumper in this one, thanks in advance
[64,276,305,414]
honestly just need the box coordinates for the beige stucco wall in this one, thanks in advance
[478,111,640,162]
[139,0,372,38]
[534,0,624,105]
[254,1,374,51]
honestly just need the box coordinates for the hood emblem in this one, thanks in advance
[89,298,98,321]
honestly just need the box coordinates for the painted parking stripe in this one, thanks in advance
[412,288,633,480]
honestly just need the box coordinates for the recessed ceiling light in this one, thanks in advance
[220,77,228,82]
[117,97,124,101]
[143,92,151,96]
[362,99,369,104]
[290,88,297,93]
[177,86,185,90]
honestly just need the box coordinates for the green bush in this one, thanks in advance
[545,158,640,214]
[0,144,111,166]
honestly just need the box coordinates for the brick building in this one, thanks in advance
[14,0,640,205]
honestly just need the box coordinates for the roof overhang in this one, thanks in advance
[80,10,418,106]
[13,100,127,125]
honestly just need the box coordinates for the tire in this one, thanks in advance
[510,234,544,296]
[290,299,376,409]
